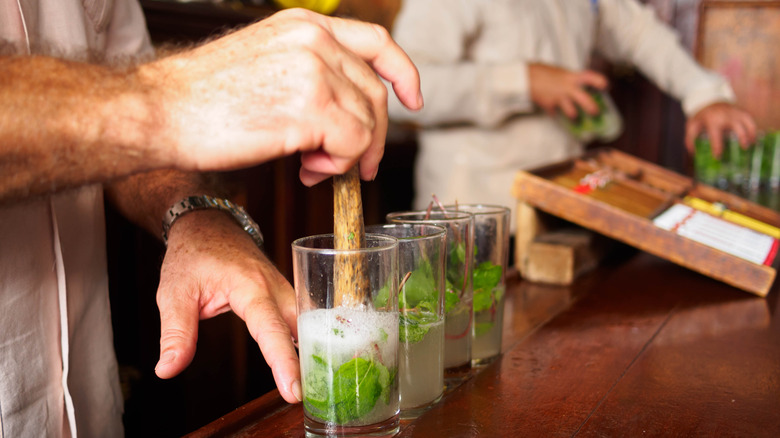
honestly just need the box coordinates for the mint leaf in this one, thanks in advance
[312,354,327,367]
[474,322,494,337]
[400,260,436,309]
[377,361,392,405]
[304,353,396,425]
[374,283,389,309]
[444,284,460,314]
[399,310,437,344]
[472,261,502,313]
[446,242,466,287]
[332,357,382,423]
[304,354,334,421]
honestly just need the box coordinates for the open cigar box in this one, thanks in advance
[512,148,780,297]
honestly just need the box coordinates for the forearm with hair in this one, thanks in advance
[105,169,227,239]
[0,55,174,204]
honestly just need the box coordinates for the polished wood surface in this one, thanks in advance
[185,249,780,437]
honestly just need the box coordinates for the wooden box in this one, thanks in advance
[512,148,780,296]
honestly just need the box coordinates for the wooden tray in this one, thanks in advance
[512,148,780,296]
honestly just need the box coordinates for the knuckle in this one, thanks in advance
[368,77,388,105]
[160,327,191,345]
[277,7,314,21]
[366,22,391,46]
[295,22,331,48]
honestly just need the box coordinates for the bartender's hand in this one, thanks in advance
[145,7,422,186]
[528,63,609,118]
[155,210,302,404]
[684,102,757,158]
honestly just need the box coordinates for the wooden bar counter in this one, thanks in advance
[185,248,780,437]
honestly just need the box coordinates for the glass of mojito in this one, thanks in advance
[694,134,722,187]
[446,204,510,365]
[292,234,400,437]
[722,133,751,191]
[747,132,766,192]
[366,223,447,418]
[557,88,623,143]
[386,210,474,384]
[763,131,780,189]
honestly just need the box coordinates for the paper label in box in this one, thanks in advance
[654,204,779,266]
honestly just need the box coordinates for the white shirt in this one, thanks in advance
[387,0,735,226]
[0,1,152,436]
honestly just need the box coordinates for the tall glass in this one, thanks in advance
[386,210,474,383]
[694,134,722,187]
[447,204,510,365]
[366,224,446,418]
[293,234,400,437]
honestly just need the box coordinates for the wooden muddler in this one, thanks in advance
[333,165,370,307]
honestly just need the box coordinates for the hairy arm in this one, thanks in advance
[1,8,422,205]
[0,55,172,204]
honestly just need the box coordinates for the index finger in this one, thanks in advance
[236,292,302,404]
[316,15,423,111]
[571,87,600,115]
[578,70,609,91]
[707,125,725,159]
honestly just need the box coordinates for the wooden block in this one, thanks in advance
[523,229,604,285]
[514,201,546,275]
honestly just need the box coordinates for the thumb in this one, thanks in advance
[155,288,200,379]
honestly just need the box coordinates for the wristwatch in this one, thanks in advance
[162,195,264,247]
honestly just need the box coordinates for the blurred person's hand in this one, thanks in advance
[528,63,608,119]
[685,102,757,158]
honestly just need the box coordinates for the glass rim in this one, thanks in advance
[443,203,510,215]
[291,233,398,254]
[365,223,447,241]
[386,209,473,224]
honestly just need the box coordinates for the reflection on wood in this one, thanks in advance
[656,296,771,345]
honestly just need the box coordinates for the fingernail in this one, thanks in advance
[156,350,176,370]
[417,91,425,108]
[292,379,302,402]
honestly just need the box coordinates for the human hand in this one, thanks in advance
[684,102,757,158]
[528,63,609,118]
[144,8,422,186]
[154,210,302,404]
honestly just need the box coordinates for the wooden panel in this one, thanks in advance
[696,1,780,130]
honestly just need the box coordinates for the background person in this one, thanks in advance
[386,0,755,222]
